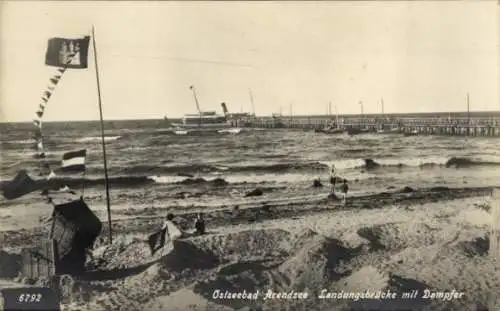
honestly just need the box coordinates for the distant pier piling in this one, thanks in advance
[491,189,500,261]
[236,112,500,137]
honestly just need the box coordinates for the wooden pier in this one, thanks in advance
[233,111,500,137]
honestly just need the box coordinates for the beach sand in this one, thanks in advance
[1,186,499,311]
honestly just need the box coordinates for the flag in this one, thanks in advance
[147,228,167,255]
[61,149,86,172]
[45,36,90,69]
[2,170,38,200]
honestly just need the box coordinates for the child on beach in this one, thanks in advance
[194,212,206,235]
[341,179,349,205]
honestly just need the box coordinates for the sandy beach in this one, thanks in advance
[1,185,499,311]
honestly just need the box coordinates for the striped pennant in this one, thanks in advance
[33,119,42,129]
[31,52,77,186]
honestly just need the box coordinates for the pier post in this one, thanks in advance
[491,189,500,261]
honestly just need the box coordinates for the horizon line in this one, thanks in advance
[2,109,500,124]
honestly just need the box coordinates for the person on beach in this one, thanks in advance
[329,164,337,194]
[148,212,188,255]
[341,179,349,205]
[162,213,186,240]
[194,212,206,235]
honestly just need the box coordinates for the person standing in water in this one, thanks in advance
[341,179,349,205]
[329,164,337,194]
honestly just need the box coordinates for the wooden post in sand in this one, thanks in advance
[490,189,500,260]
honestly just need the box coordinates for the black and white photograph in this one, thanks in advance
[0,1,499,310]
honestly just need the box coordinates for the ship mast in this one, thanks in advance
[335,105,339,128]
[249,88,256,116]
[189,85,202,124]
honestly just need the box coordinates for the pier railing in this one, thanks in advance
[233,115,500,137]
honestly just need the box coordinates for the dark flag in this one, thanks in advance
[147,228,167,255]
[2,170,38,200]
[61,149,86,172]
[45,36,90,69]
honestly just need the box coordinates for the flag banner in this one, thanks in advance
[34,120,42,128]
[147,228,167,255]
[47,85,55,91]
[61,149,86,172]
[45,36,90,69]
[44,91,52,98]
[36,110,43,118]
[49,77,60,85]
[57,67,66,74]
[2,170,38,200]
[41,97,48,103]
[39,103,46,110]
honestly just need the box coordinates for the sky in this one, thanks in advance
[0,1,498,122]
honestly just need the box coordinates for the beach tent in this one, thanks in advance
[50,198,102,274]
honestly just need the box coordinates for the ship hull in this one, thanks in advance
[171,122,232,130]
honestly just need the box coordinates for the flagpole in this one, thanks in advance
[81,169,86,198]
[92,25,113,245]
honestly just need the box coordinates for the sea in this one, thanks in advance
[1,119,500,231]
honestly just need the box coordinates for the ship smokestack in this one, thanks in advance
[221,102,229,116]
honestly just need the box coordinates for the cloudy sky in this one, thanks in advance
[1,1,498,122]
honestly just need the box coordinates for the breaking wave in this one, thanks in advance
[323,156,500,170]
[75,136,122,143]
[118,162,330,175]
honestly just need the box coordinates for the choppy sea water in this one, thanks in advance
[1,120,500,230]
